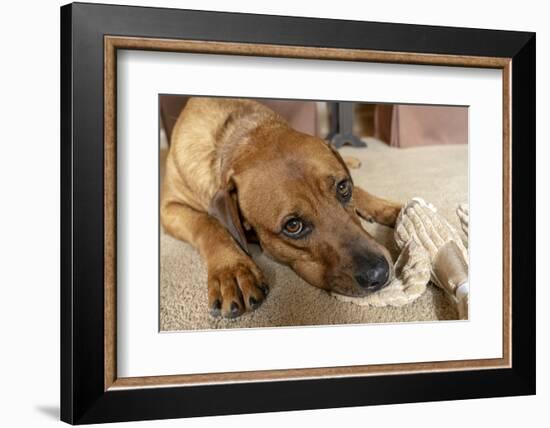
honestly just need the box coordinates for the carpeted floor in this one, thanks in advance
[160,138,468,331]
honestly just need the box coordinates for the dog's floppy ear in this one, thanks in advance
[326,142,353,184]
[208,179,249,255]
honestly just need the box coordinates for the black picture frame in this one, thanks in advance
[61,2,535,424]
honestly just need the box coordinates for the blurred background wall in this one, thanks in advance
[160,95,468,147]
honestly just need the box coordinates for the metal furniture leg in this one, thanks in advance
[328,102,366,148]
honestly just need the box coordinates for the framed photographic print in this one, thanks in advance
[60,2,536,424]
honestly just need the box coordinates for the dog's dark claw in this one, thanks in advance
[209,299,222,317]
[249,296,261,309]
[229,301,241,318]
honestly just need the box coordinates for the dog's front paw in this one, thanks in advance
[207,261,269,319]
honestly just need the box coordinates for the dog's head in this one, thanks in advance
[209,127,393,297]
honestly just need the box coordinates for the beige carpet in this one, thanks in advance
[160,138,468,331]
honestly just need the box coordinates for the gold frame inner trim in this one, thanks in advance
[104,36,512,391]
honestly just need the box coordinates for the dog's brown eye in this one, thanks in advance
[284,218,303,235]
[337,179,352,200]
[282,216,311,239]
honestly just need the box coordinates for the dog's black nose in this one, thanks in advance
[354,258,390,291]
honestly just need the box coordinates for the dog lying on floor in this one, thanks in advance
[161,97,402,318]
